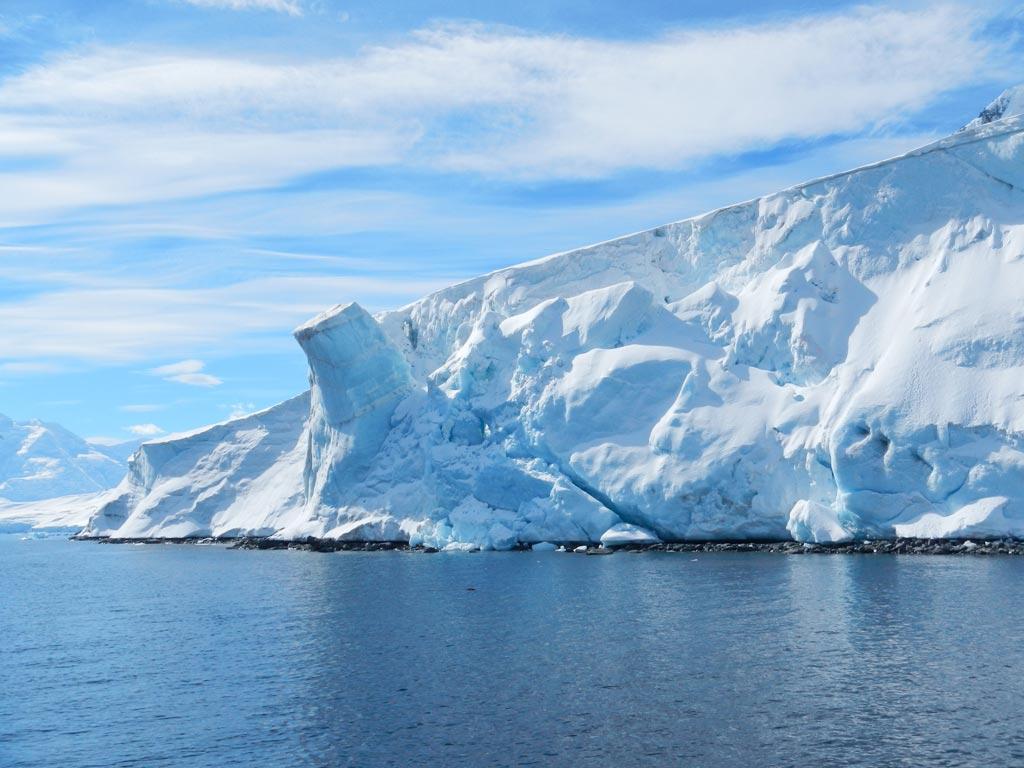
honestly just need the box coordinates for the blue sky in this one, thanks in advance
[0,0,1022,443]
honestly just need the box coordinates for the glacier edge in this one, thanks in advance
[83,109,1024,547]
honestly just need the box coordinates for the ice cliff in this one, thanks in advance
[85,90,1024,546]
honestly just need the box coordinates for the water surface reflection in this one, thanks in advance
[3,540,1023,767]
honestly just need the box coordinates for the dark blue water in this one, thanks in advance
[3,537,1024,768]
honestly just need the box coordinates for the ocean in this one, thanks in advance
[3,536,1022,767]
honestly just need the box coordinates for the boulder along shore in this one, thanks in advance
[72,535,1024,555]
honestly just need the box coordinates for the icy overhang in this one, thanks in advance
[293,302,412,425]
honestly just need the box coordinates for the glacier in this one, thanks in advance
[82,91,1024,547]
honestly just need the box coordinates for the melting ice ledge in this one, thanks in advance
[74,103,1024,549]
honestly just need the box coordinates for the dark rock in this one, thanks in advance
[71,534,1024,556]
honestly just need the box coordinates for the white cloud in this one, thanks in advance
[125,423,165,436]
[169,372,223,387]
[0,4,1006,222]
[227,402,256,419]
[0,275,456,363]
[149,359,204,376]
[0,362,63,374]
[119,404,164,412]
[179,0,302,14]
[148,359,223,386]
[0,123,407,224]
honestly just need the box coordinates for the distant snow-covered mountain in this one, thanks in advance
[84,86,1024,546]
[0,414,131,502]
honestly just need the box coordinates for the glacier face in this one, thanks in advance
[0,414,128,502]
[86,393,310,539]
[85,105,1024,546]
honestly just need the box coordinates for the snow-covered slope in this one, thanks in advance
[86,393,310,538]
[0,491,113,534]
[85,100,1024,546]
[0,415,128,502]
[963,85,1024,130]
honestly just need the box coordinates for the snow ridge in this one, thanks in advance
[962,85,1024,131]
[84,102,1024,546]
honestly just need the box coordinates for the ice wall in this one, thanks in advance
[293,303,413,513]
[86,394,310,538]
[83,100,1024,547]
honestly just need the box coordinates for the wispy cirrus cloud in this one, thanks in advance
[149,359,223,387]
[0,4,1006,223]
[86,436,128,446]
[179,0,303,14]
[119,404,164,412]
[0,361,64,374]
[0,274,456,363]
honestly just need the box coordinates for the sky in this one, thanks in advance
[0,0,1022,443]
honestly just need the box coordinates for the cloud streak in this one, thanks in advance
[0,362,64,374]
[0,274,454,363]
[180,0,303,14]
[149,359,223,386]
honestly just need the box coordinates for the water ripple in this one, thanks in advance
[2,539,1023,767]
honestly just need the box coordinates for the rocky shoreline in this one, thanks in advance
[71,535,1024,555]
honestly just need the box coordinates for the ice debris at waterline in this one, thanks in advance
[74,536,1024,557]
[83,89,1024,548]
